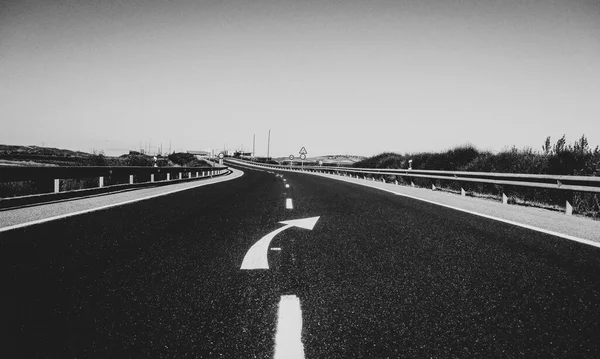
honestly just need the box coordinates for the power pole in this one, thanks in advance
[253,134,256,160]
[267,129,271,159]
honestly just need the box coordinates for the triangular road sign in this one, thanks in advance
[299,147,307,155]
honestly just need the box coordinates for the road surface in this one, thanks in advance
[1,164,600,358]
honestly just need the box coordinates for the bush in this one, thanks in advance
[168,152,196,166]
[353,136,599,217]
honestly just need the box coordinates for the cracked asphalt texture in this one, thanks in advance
[2,165,600,358]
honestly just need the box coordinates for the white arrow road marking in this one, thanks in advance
[240,216,320,270]
[286,198,293,209]
[274,295,305,359]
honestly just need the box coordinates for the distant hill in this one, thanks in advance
[0,144,92,157]
[0,144,204,168]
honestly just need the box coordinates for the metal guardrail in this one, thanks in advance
[230,159,600,215]
[0,165,229,196]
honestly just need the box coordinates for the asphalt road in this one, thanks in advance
[2,164,600,358]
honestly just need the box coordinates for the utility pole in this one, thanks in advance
[253,134,256,160]
[267,129,271,159]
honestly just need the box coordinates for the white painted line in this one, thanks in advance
[240,217,319,270]
[286,198,293,209]
[230,159,600,248]
[285,184,290,188]
[283,179,287,182]
[0,170,243,233]
[274,295,305,359]
[352,180,600,249]
[271,247,282,251]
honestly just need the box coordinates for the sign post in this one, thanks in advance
[289,154,294,168]
[219,152,224,166]
[299,147,307,169]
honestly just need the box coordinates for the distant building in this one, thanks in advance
[187,150,212,158]
[234,151,252,157]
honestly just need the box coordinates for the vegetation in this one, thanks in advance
[354,135,600,218]
[167,152,208,167]
[0,146,211,198]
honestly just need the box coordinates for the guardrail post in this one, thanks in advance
[167,173,170,181]
[99,176,104,188]
[129,175,134,184]
[564,191,574,215]
[196,172,199,177]
[499,185,508,204]
[54,179,60,193]
[565,200,573,215]
[150,174,154,182]
[179,173,182,180]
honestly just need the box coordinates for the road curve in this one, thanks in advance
[1,164,599,358]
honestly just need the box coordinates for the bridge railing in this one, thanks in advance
[0,165,229,198]
[230,159,600,215]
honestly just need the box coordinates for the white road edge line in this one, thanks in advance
[230,160,600,249]
[271,247,282,251]
[0,170,244,233]
[354,180,600,249]
[286,198,293,209]
[274,295,305,359]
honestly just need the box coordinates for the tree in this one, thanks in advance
[542,136,552,155]
[573,134,589,155]
[553,134,567,154]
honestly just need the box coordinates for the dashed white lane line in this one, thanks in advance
[285,184,290,188]
[271,247,282,251]
[230,159,600,248]
[274,295,305,359]
[286,198,293,209]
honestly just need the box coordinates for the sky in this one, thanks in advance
[1,0,599,157]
